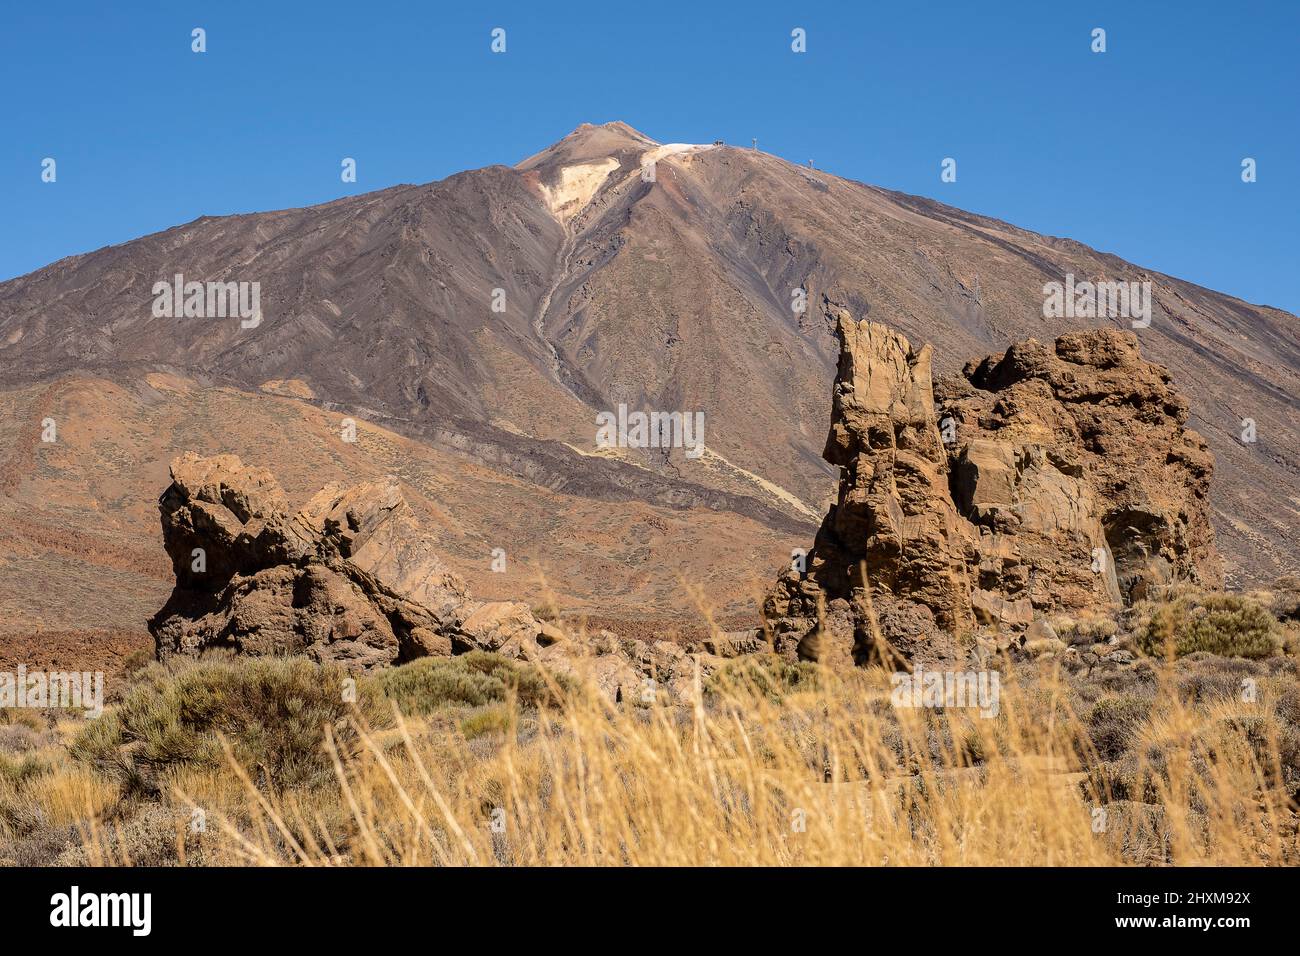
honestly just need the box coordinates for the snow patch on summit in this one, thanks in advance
[640,143,713,167]
[539,142,718,223]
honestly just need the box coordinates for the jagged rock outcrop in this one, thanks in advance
[765,312,976,666]
[149,453,741,696]
[765,315,1223,665]
[150,453,541,670]
[939,329,1222,611]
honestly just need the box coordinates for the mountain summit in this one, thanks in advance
[516,121,661,170]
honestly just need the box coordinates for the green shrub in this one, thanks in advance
[71,656,387,794]
[372,651,566,715]
[1138,592,1280,660]
[460,707,512,740]
[706,655,821,703]
[0,752,49,788]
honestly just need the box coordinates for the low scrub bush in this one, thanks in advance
[705,654,822,702]
[1087,694,1153,760]
[1053,615,1119,643]
[0,752,50,789]
[372,651,567,715]
[1269,575,1300,623]
[1137,592,1280,660]
[460,706,512,740]
[71,656,387,794]
[0,709,45,731]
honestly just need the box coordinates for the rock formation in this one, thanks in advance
[150,453,541,670]
[765,313,976,666]
[940,329,1222,613]
[148,452,741,700]
[765,313,1222,665]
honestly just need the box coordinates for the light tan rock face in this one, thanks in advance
[150,453,533,671]
[765,312,975,666]
[766,318,1222,664]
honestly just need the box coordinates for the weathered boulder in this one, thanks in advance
[459,601,541,653]
[521,624,728,705]
[692,628,767,658]
[149,453,540,671]
[296,479,469,619]
[157,453,311,589]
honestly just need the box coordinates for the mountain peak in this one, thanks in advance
[572,120,659,146]
[516,121,659,172]
[515,122,721,222]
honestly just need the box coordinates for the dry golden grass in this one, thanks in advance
[139,659,1298,866]
[6,642,1298,867]
[0,726,119,859]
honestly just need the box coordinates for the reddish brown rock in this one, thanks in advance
[150,453,537,671]
[458,601,540,653]
[765,313,975,665]
[766,318,1223,664]
[939,329,1222,615]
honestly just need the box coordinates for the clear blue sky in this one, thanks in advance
[3,0,1297,312]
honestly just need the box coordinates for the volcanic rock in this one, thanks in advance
[150,453,534,670]
[765,312,975,665]
[532,626,726,705]
[765,316,1223,665]
[939,329,1222,610]
[148,453,737,697]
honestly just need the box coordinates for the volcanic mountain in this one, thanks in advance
[2,121,1297,667]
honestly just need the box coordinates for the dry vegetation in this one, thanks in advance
[2,584,1299,867]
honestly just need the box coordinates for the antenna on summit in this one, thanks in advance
[752,138,757,151]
